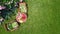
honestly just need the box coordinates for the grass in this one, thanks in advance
[0,0,60,34]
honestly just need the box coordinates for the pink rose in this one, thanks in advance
[0,6,5,10]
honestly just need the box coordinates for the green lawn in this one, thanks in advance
[0,0,60,34]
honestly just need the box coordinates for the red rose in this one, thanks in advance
[16,12,27,23]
